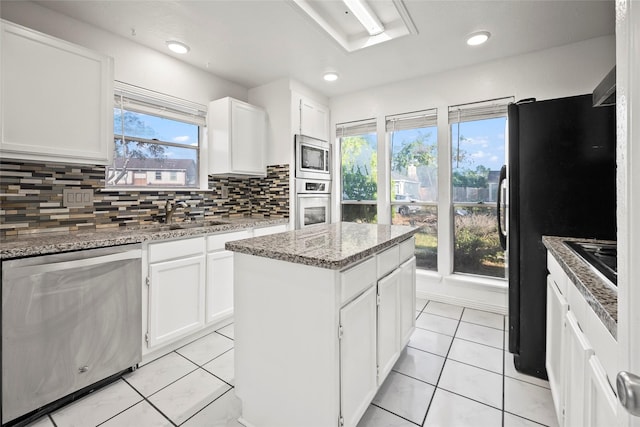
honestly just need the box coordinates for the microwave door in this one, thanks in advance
[302,145,324,171]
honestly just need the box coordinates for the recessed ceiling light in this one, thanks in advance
[166,40,190,54]
[323,72,339,82]
[466,31,491,46]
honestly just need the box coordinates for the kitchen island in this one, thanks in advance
[226,222,419,427]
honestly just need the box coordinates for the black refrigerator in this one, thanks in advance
[504,94,616,379]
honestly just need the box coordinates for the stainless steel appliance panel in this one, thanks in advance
[2,245,142,424]
[295,134,331,180]
[296,194,331,229]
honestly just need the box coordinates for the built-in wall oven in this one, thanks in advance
[295,134,331,180]
[296,178,331,229]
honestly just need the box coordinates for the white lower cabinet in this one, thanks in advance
[377,268,401,384]
[206,229,253,325]
[145,224,288,355]
[546,276,568,423]
[340,286,378,427]
[546,250,618,427]
[563,311,594,427]
[206,250,234,324]
[147,237,206,348]
[585,355,618,427]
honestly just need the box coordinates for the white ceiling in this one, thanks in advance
[33,0,615,98]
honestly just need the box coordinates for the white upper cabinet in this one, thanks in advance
[296,94,329,141]
[0,20,114,165]
[208,97,267,176]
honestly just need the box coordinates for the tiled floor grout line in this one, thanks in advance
[419,302,464,426]
[177,387,237,427]
[96,379,179,427]
[369,403,422,426]
[503,410,550,427]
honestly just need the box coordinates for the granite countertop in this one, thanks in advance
[543,235,617,338]
[225,222,420,270]
[0,217,289,260]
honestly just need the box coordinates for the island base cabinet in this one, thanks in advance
[340,287,377,427]
[399,257,416,345]
[377,269,401,384]
[234,255,340,427]
[234,239,416,427]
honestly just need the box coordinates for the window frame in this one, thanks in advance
[337,118,379,223]
[447,97,513,280]
[104,82,208,192]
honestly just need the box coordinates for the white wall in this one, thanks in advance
[1,1,247,106]
[329,35,616,312]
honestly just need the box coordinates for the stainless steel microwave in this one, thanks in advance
[295,134,331,180]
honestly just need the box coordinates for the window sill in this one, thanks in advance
[444,273,507,291]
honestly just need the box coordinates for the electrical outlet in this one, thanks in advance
[63,188,93,208]
[221,186,229,199]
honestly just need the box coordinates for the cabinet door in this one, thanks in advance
[399,257,416,346]
[206,250,234,324]
[340,286,377,427]
[546,276,568,423]
[299,97,329,141]
[231,100,266,175]
[585,355,618,427]
[377,269,400,384]
[148,255,206,348]
[564,311,594,427]
[1,21,113,165]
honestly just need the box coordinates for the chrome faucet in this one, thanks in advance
[164,200,188,224]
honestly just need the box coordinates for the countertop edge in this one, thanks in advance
[542,235,617,339]
[1,218,289,260]
[226,224,419,270]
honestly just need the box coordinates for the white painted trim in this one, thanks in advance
[416,269,508,315]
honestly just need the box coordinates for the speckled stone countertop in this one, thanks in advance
[225,222,420,270]
[1,217,289,260]
[543,236,617,339]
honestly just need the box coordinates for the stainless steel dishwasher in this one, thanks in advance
[2,244,142,425]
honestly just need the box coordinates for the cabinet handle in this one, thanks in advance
[617,371,640,416]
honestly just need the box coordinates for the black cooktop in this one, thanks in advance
[564,241,617,286]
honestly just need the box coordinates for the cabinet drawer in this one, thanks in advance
[148,237,205,263]
[207,230,253,251]
[399,238,415,263]
[377,245,400,279]
[547,252,567,295]
[340,256,376,305]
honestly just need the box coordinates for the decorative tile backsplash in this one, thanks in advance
[0,161,289,237]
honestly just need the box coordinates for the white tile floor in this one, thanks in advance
[25,300,558,427]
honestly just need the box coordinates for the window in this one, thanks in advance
[448,98,512,278]
[387,109,438,270]
[107,82,206,189]
[338,119,378,223]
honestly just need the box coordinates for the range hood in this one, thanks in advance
[593,67,616,107]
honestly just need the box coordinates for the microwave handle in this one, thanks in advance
[326,146,331,172]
